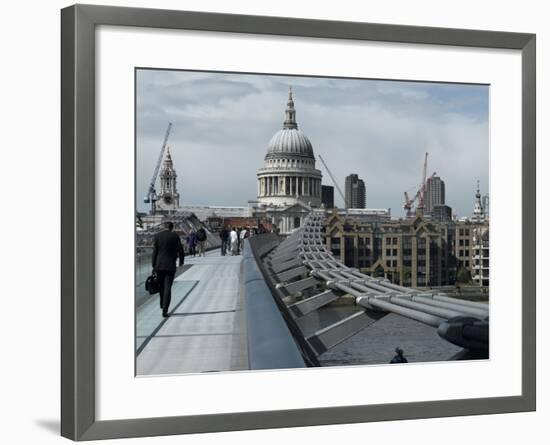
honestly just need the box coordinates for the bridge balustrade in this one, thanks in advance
[249,210,489,363]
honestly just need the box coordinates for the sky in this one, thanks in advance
[136,69,489,217]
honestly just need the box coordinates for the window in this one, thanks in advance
[393,249,398,256]
[459,239,464,246]
[386,249,391,256]
[459,228,464,236]
[465,239,470,246]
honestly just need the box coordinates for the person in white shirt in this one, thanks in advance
[229,227,239,256]
[239,228,248,253]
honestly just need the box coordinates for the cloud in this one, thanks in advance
[136,69,488,217]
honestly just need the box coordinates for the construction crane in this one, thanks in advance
[318,154,349,210]
[144,122,172,214]
[403,152,436,217]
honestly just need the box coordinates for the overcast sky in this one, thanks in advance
[136,69,488,217]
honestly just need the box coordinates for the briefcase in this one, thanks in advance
[145,272,160,295]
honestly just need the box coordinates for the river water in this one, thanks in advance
[299,305,465,366]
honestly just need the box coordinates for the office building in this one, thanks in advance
[425,176,445,214]
[344,174,366,209]
[321,185,334,208]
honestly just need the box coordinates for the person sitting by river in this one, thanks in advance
[390,347,408,364]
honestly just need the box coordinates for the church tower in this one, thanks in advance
[472,180,485,222]
[156,146,180,212]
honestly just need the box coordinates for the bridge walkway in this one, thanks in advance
[136,249,248,376]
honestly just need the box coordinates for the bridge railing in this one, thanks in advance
[241,237,308,370]
[258,210,489,358]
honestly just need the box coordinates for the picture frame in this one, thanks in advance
[61,3,536,441]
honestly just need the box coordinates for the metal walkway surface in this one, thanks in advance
[136,249,248,376]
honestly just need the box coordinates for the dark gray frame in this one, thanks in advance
[61,3,536,441]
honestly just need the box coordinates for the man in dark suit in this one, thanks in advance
[152,221,185,317]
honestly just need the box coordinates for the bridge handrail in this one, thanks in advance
[241,238,307,370]
[268,210,488,353]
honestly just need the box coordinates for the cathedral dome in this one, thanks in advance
[267,128,314,156]
[265,87,314,159]
[256,87,323,210]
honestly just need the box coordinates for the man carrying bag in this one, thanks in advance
[152,221,185,317]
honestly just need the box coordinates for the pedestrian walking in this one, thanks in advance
[236,227,241,254]
[220,226,229,256]
[230,227,239,255]
[152,221,185,317]
[239,227,248,253]
[196,227,207,256]
[186,231,197,257]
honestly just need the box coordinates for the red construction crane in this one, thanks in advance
[403,152,436,217]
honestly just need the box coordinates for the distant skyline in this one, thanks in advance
[136,69,489,217]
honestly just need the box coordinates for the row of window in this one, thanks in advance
[265,158,314,168]
[473,260,490,268]
[474,248,490,256]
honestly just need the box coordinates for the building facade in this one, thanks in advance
[253,88,323,234]
[344,174,366,209]
[321,185,335,209]
[432,204,453,222]
[324,211,489,288]
[178,205,250,221]
[256,88,322,208]
[471,226,489,287]
[425,176,445,214]
[482,194,490,219]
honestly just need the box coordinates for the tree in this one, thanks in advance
[401,266,412,283]
[456,266,472,285]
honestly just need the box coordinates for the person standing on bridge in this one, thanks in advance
[220,226,229,256]
[186,231,197,257]
[230,227,239,256]
[196,227,207,256]
[239,227,248,252]
[152,221,185,318]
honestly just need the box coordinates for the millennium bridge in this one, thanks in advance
[136,210,489,375]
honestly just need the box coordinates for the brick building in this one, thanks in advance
[324,211,488,288]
